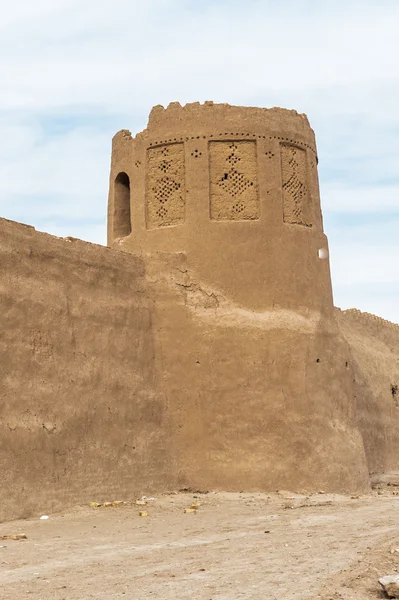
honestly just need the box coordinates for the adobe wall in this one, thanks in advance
[2,217,399,515]
[336,308,399,476]
[2,102,399,520]
[0,217,174,522]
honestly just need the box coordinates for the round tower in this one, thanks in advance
[108,102,333,315]
[107,103,369,494]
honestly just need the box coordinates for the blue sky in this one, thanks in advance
[0,0,398,322]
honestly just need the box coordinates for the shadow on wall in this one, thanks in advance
[113,172,131,239]
[336,310,399,476]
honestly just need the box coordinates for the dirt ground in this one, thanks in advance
[1,488,398,599]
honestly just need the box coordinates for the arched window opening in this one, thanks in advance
[113,172,131,239]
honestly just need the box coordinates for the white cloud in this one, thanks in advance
[326,218,399,323]
[0,119,110,225]
[322,185,399,213]
[0,0,398,115]
[330,239,399,287]
[0,0,398,322]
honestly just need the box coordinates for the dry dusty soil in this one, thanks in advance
[1,488,399,599]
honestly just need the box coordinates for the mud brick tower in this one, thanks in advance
[108,102,333,315]
[107,102,370,494]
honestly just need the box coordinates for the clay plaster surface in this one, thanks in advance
[1,102,399,522]
[0,217,173,522]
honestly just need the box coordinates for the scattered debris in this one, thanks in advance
[40,516,49,520]
[179,488,208,494]
[283,499,333,510]
[0,534,27,540]
[139,511,148,517]
[379,574,399,598]
[88,498,156,509]
[89,500,126,508]
[183,501,201,513]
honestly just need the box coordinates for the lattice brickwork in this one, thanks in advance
[280,144,311,226]
[146,143,185,228]
[209,141,259,220]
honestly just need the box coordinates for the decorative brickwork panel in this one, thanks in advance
[209,141,259,220]
[280,144,311,226]
[146,143,185,228]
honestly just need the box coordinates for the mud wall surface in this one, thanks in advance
[2,214,399,521]
[146,254,370,495]
[0,218,172,522]
[337,308,399,476]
